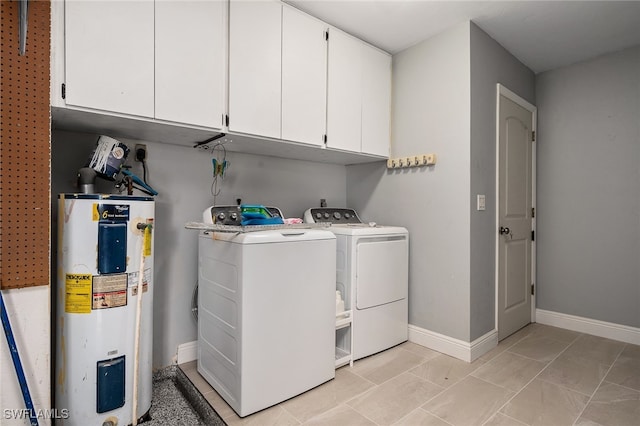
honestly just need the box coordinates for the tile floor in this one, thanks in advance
[179,324,640,425]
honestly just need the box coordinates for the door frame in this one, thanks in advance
[494,83,538,336]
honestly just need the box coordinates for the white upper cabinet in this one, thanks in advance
[155,0,226,129]
[228,0,282,139]
[327,28,363,153]
[327,27,392,156]
[57,1,390,161]
[281,6,327,147]
[361,45,392,157]
[64,0,154,118]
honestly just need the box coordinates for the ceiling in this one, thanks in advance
[285,1,640,73]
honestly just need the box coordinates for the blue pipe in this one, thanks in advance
[0,291,39,426]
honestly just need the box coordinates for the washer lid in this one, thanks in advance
[202,228,336,244]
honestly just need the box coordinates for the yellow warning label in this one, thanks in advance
[92,203,100,221]
[143,226,152,257]
[65,273,92,314]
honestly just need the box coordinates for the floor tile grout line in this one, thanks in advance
[350,402,385,426]
[343,360,450,423]
[490,329,580,421]
[419,368,483,409]
[538,331,584,346]
[463,375,522,424]
[481,329,533,363]
[534,375,596,398]
[345,349,436,390]
[418,406,455,426]
[481,411,528,426]
[600,379,640,394]
[347,351,465,424]
[279,400,306,424]
[570,343,627,426]
[339,369,381,407]
[476,346,550,375]
[502,330,578,363]
[406,368,448,393]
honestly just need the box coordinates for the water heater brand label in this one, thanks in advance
[92,203,130,221]
[65,273,92,314]
[92,274,128,309]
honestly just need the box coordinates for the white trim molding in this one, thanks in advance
[176,340,198,365]
[536,309,640,345]
[408,325,498,362]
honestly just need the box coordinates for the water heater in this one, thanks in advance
[56,194,154,426]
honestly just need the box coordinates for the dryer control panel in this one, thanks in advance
[304,208,362,224]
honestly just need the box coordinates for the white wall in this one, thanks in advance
[347,22,472,341]
[536,45,640,328]
[51,130,347,368]
[469,23,535,340]
[1,286,51,426]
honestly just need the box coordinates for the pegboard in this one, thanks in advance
[0,0,51,289]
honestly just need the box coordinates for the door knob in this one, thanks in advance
[499,226,510,235]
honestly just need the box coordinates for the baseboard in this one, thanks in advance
[408,325,497,362]
[470,330,499,361]
[177,341,198,365]
[536,309,640,345]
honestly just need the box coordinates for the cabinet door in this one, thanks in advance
[65,0,154,117]
[155,0,225,129]
[229,0,282,138]
[361,46,391,157]
[281,6,327,146]
[327,28,362,152]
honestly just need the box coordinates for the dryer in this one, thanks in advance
[304,208,409,360]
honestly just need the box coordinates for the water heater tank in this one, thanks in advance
[56,194,155,426]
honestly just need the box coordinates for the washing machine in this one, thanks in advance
[198,206,336,417]
[304,208,409,360]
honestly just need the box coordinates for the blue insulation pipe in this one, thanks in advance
[0,290,39,426]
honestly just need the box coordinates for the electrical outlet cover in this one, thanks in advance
[134,144,147,162]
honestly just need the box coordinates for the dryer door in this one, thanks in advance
[355,236,408,309]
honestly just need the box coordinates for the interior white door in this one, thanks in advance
[498,94,534,340]
[65,0,154,117]
[281,6,327,146]
[228,0,282,138]
[155,0,225,128]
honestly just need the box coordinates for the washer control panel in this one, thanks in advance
[203,205,283,225]
[304,208,362,224]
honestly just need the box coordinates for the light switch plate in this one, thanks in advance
[477,194,486,211]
